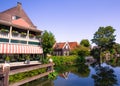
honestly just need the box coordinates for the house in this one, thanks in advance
[0,2,43,62]
[53,42,70,56]
[53,42,78,56]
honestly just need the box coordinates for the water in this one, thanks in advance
[22,62,120,86]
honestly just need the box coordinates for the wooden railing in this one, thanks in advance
[0,63,54,86]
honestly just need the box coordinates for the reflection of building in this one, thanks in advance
[59,72,70,79]
[0,2,43,62]
[53,42,78,56]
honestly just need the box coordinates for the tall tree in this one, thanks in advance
[41,30,56,58]
[91,26,116,51]
[80,39,90,47]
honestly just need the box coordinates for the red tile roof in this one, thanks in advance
[53,42,66,49]
[68,42,78,50]
[53,42,78,50]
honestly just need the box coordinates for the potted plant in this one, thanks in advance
[21,32,26,37]
[5,56,10,63]
[36,35,41,39]
[29,34,34,38]
[12,30,19,35]
[25,55,30,64]
[0,29,9,33]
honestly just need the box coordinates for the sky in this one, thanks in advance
[0,0,120,44]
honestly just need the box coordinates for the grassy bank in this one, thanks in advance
[51,55,78,66]
[51,55,85,66]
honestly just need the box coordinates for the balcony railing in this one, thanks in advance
[0,32,40,43]
[0,32,9,38]
[12,33,27,39]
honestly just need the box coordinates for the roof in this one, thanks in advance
[53,42,66,49]
[12,18,30,28]
[53,42,78,50]
[68,42,78,50]
[0,2,41,32]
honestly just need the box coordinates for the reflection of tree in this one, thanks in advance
[55,64,90,78]
[22,78,54,86]
[77,64,90,77]
[92,66,118,86]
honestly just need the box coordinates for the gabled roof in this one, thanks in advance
[68,42,78,50]
[0,2,41,32]
[53,41,78,50]
[53,42,66,49]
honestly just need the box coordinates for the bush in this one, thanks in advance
[9,68,46,83]
[51,55,78,66]
[70,46,90,57]
[48,71,58,80]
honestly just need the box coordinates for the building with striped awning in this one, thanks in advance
[0,2,43,62]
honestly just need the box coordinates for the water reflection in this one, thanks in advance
[92,65,118,86]
[77,64,90,77]
[59,72,70,79]
[21,77,54,86]
[21,59,120,86]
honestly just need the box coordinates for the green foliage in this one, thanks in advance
[0,28,9,33]
[91,26,116,50]
[77,56,85,63]
[5,56,10,62]
[41,30,56,58]
[25,55,30,60]
[9,68,46,83]
[20,32,26,36]
[51,55,78,66]
[77,46,90,56]
[92,66,118,86]
[70,46,90,57]
[91,47,100,59]
[12,30,19,34]
[42,58,49,64]
[80,39,90,47]
[78,64,90,77]
[48,72,58,80]
[113,43,120,54]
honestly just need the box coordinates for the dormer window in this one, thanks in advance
[12,16,20,20]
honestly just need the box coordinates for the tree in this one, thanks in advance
[41,30,56,58]
[77,46,90,57]
[113,43,120,54]
[91,26,116,51]
[80,39,90,47]
[70,45,90,57]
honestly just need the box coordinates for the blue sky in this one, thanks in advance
[1,0,120,44]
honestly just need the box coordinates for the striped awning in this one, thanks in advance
[0,43,43,54]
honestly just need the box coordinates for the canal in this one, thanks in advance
[21,62,120,86]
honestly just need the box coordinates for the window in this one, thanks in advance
[11,39,27,44]
[28,41,40,45]
[12,16,20,20]
[66,45,68,49]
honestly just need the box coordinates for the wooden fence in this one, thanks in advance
[0,63,54,86]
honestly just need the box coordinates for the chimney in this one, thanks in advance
[17,2,22,8]
[17,2,22,13]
